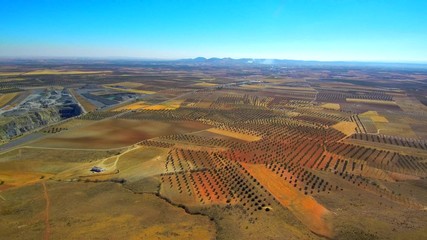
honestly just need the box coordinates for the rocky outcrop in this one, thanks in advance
[0,107,62,140]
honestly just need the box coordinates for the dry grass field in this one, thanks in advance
[360,111,389,123]
[205,128,261,142]
[321,103,340,110]
[0,92,20,108]
[332,121,357,136]
[112,101,149,111]
[346,98,397,105]
[144,99,185,110]
[193,82,218,87]
[0,182,216,240]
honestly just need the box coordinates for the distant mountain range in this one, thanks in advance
[178,57,427,69]
[1,57,426,69]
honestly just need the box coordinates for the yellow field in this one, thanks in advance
[143,105,169,110]
[112,101,148,111]
[360,111,389,123]
[193,82,218,87]
[240,84,266,89]
[332,121,357,136]
[144,99,185,110]
[371,115,389,123]
[103,85,156,94]
[0,77,25,82]
[0,92,20,108]
[346,98,397,105]
[200,77,216,81]
[206,128,261,142]
[0,72,22,76]
[360,110,378,117]
[321,103,340,110]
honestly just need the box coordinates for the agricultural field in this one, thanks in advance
[0,92,21,108]
[1,60,427,240]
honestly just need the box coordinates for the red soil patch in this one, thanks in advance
[241,163,333,238]
[191,171,230,205]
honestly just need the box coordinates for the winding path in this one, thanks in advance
[42,181,51,240]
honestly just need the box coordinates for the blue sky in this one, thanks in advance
[1,0,426,62]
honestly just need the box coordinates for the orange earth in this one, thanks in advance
[241,163,333,238]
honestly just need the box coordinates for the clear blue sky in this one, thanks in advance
[1,0,426,62]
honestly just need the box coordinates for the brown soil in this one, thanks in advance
[30,119,210,149]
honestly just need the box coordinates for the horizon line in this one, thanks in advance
[0,56,427,65]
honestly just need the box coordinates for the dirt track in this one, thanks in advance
[42,181,51,240]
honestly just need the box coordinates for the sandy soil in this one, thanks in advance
[206,128,261,142]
